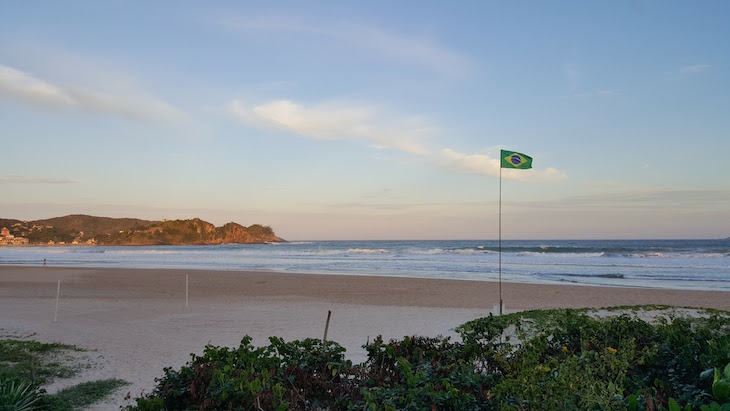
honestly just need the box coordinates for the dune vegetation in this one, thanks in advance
[121,305,730,411]
[4,306,729,410]
[0,339,126,411]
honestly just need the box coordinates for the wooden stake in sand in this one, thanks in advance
[54,279,60,322]
[186,274,189,308]
[323,310,332,342]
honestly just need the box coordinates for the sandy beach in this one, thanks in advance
[2,265,729,409]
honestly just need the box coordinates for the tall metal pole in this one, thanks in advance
[499,166,502,315]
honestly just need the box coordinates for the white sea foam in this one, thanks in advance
[110,249,179,255]
[346,248,389,254]
[1,240,727,291]
[452,249,482,255]
[517,252,606,258]
[404,248,445,255]
[631,252,667,258]
[302,250,349,256]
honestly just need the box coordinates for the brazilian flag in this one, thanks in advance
[501,150,532,169]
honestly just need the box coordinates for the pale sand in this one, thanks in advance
[1,266,729,409]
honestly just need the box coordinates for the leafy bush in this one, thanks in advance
[713,363,730,403]
[354,335,493,411]
[130,336,358,411]
[459,308,730,410]
[127,306,730,411]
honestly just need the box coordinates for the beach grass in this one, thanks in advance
[0,339,84,385]
[0,339,127,411]
[43,378,128,411]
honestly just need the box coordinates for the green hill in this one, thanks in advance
[0,215,284,245]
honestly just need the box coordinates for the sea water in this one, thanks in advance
[1,239,729,291]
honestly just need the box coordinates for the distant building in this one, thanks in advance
[0,227,29,245]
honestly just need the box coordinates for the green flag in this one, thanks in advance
[500,150,533,169]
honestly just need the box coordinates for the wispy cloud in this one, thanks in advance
[229,99,431,155]
[230,97,566,181]
[0,64,76,107]
[440,149,499,176]
[0,175,80,184]
[680,64,710,74]
[0,64,187,123]
[563,63,580,95]
[219,16,471,76]
[440,148,566,181]
[516,189,730,212]
[560,63,615,99]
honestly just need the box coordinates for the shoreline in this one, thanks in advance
[4,265,730,310]
[3,238,728,293]
[2,266,730,409]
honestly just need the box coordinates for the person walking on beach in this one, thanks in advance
[43,258,47,268]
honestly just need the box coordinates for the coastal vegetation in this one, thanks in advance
[122,306,730,411]
[5,306,729,410]
[0,339,126,410]
[0,214,284,245]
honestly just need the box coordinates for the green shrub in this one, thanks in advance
[130,336,358,411]
[458,307,730,410]
[713,363,730,403]
[354,335,493,411]
[0,377,42,411]
[127,306,730,411]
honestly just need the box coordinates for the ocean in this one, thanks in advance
[1,239,729,291]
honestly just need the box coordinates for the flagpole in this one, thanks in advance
[497,149,532,316]
[499,164,502,315]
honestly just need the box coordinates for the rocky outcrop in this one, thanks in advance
[217,223,283,244]
[0,215,284,245]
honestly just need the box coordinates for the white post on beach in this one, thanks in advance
[323,310,332,342]
[54,279,60,322]
[186,274,189,308]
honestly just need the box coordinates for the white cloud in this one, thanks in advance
[440,148,566,181]
[230,97,566,181]
[67,87,186,123]
[680,64,710,74]
[440,148,500,176]
[220,17,471,76]
[0,64,186,123]
[0,65,76,108]
[345,25,471,76]
[0,175,79,184]
[229,99,431,155]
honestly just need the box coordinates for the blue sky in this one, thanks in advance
[1,1,729,240]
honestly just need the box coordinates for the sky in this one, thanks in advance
[1,1,729,240]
